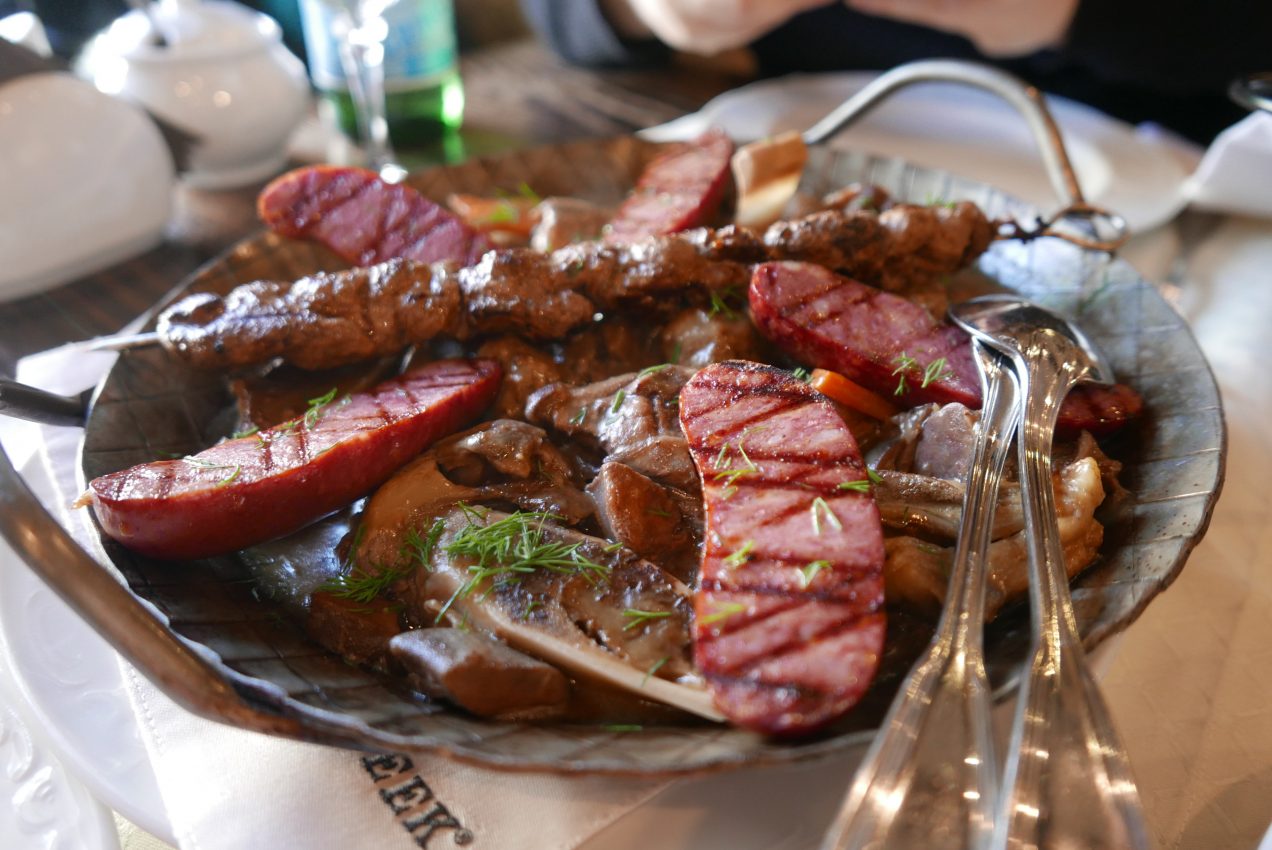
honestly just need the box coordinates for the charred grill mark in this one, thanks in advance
[704,607,883,675]
[698,578,883,606]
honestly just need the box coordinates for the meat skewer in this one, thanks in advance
[147,201,993,371]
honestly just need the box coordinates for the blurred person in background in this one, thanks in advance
[520,0,1269,144]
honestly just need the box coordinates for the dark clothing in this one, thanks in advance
[520,1,1269,143]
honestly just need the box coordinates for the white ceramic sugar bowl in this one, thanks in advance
[81,0,309,188]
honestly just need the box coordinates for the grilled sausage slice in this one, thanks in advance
[258,165,490,267]
[604,130,734,244]
[83,359,501,560]
[749,261,1143,435]
[680,360,886,736]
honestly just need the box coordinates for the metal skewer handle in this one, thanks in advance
[803,59,1129,252]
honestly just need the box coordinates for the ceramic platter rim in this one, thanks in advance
[76,136,1226,775]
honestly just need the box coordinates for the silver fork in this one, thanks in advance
[820,338,1020,850]
[951,295,1151,850]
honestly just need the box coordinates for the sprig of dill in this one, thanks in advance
[707,285,742,318]
[921,357,953,388]
[799,560,830,588]
[637,363,671,379]
[723,539,755,569]
[810,497,843,536]
[303,387,340,429]
[435,508,611,623]
[180,456,241,487]
[641,656,669,687]
[622,608,672,631]
[700,601,747,626]
[401,518,447,568]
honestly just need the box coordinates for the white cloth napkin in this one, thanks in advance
[1184,111,1272,218]
[4,345,673,850]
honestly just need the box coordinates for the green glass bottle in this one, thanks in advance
[298,0,464,148]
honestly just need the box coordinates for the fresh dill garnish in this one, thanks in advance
[670,342,682,364]
[892,352,919,396]
[434,508,611,623]
[838,468,883,492]
[180,456,241,487]
[180,456,231,469]
[570,407,587,426]
[320,564,412,604]
[700,601,747,626]
[637,363,671,378]
[720,485,739,499]
[800,560,830,588]
[402,518,447,568]
[642,656,669,686]
[610,390,627,414]
[603,541,624,553]
[231,424,259,440]
[723,539,755,569]
[893,353,954,395]
[921,357,953,388]
[791,367,811,382]
[712,432,761,490]
[303,387,340,429]
[622,608,672,631]
[603,724,643,733]
[707,285,742,318]
[810,497,843,536]
[645,507,672,518]
[521,599,542,621]
[517,181,539,202]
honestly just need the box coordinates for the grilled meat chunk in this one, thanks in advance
[526,366,698,491]
[750,261,1143,435]
[587,461,701,584]
[258,165,490,266]
[159,259,464,371]
[604,129,733,244]
[680,361,886,736]
[389,628,570,719]
[82,360,500,560]
[659,307,767,368]
[474,336,566,420]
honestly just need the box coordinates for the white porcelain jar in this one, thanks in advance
[80,0,310,189]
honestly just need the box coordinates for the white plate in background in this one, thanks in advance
[643,72,1190,233]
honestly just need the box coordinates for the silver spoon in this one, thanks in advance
[950,294,1150,850]
[820,338,1019,850]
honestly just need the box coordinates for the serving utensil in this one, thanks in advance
[950,294,1151,850]
[820,338,1019,850]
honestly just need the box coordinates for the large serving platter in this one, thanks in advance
[77,135,1224,774]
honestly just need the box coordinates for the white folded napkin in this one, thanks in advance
[1184,111,1272,218]
[6,345,674,850]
